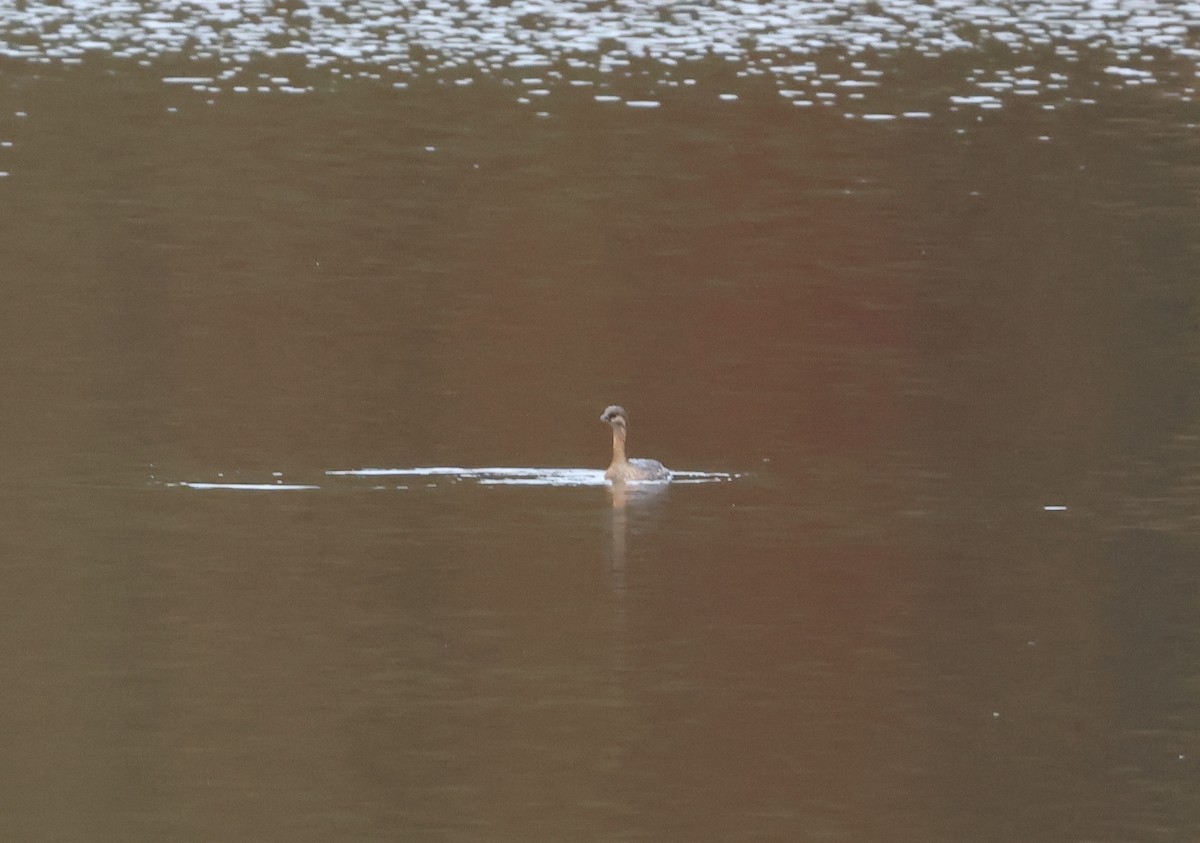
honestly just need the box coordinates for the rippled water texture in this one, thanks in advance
[3,2,1200,842]
[1,0,1199,114]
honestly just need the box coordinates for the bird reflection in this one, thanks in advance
[605,480,667,687]
[606,480,668,593]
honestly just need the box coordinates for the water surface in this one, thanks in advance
[2,3,1200,841]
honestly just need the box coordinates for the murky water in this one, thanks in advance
[3,3,1200,841]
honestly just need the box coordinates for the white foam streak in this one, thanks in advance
[326,467,739,486]
[173,482,320,491]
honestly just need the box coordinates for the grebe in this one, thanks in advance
[601,405,671,482]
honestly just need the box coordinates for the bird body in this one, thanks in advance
[600,405,671,483]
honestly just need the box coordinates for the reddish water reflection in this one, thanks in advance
[1,57,1199,842]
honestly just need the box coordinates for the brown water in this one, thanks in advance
[3,18,1200,842]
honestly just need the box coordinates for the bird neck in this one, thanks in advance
[610,425,628,466]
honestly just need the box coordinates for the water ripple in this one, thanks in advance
[325,467,740,487]
[157,468,743,491]
[0,1,1197,115]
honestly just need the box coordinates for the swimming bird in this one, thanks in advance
[600,405,671,483]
